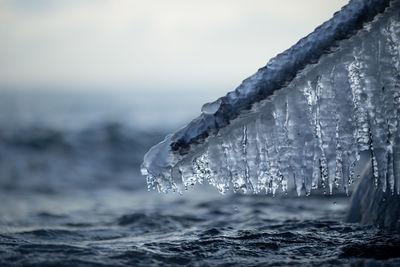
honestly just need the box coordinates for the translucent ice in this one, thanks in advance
[142,0,400,195]
[201,99,222,115]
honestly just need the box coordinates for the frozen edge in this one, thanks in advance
[169,0,392,154]
[141,0,394,192]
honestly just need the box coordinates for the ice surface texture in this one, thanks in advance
[142,0,400,195]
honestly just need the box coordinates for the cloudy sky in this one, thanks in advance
[0,0,348,93]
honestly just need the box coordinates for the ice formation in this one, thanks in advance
[141,0,400,196]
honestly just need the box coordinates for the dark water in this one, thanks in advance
[1,90,399,266]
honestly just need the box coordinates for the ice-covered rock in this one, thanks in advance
[141,0,400,196]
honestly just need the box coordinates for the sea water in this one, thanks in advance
[0,90,399,266]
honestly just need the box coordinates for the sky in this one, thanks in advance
[0,0,349,93]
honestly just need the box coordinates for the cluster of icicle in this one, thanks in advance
[141,0,400,196]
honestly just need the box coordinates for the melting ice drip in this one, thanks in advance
[141,0,400,196]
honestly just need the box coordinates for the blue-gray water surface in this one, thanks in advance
[0,90,399,266]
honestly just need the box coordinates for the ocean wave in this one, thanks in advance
[0,122,166,192]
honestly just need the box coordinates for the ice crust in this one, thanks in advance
[141,0,400,195]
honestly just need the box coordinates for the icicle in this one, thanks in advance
[141,0,400,195]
